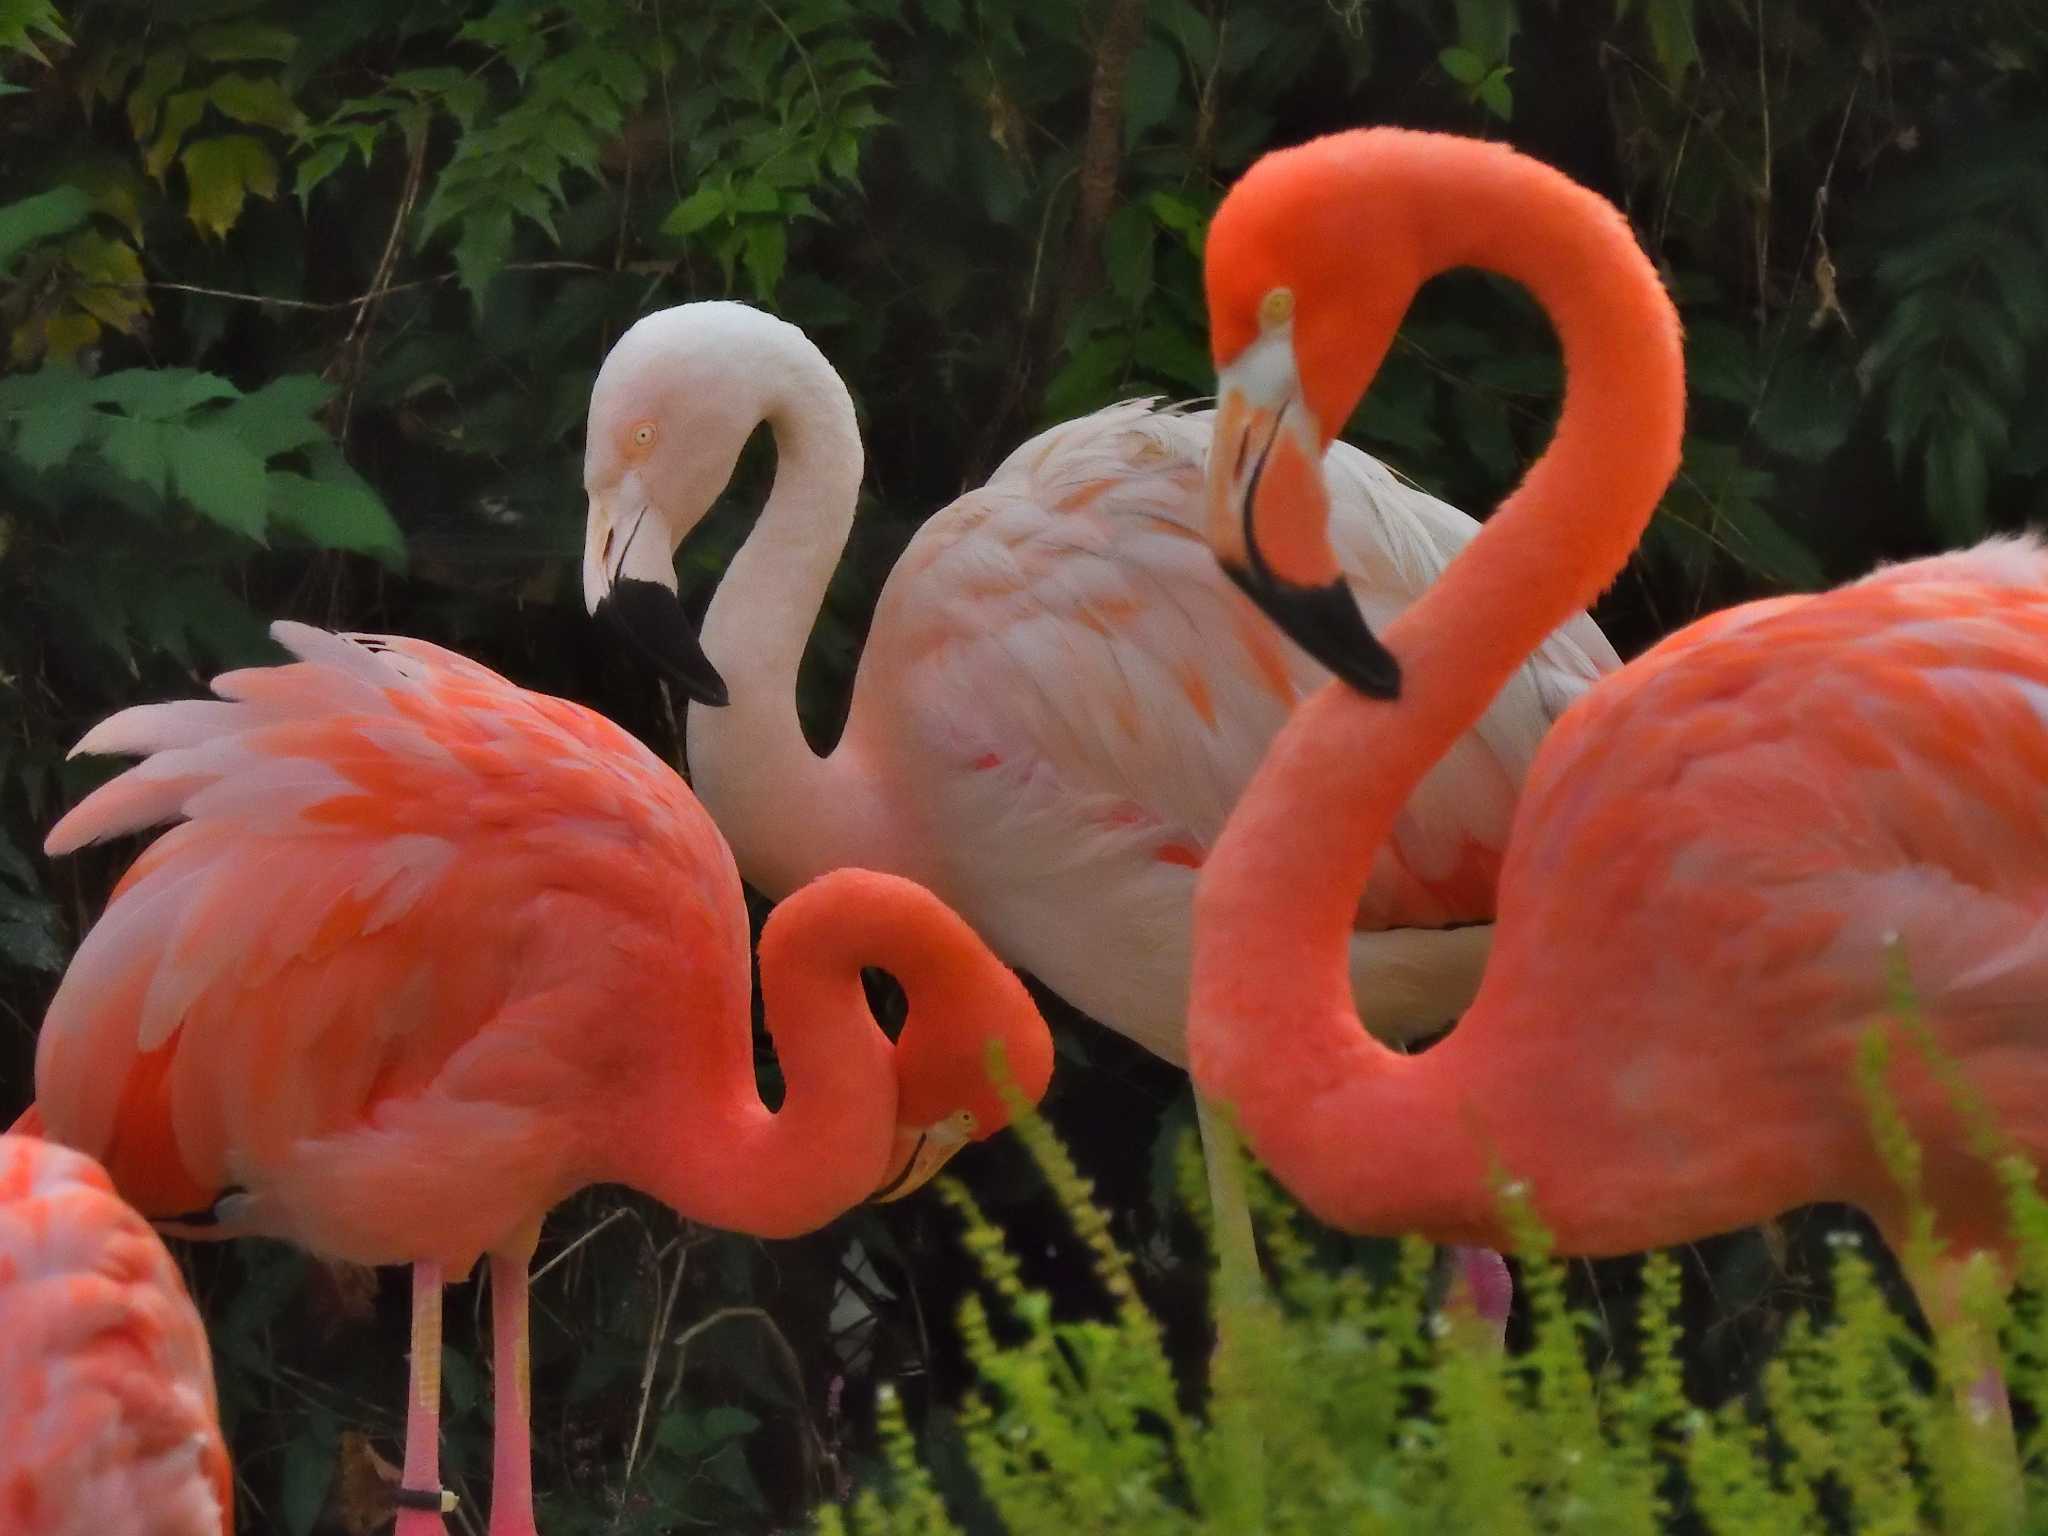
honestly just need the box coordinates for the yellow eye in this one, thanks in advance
[955,1110,979,1134]
[1258,287,1295,329]
[630,421,657,450]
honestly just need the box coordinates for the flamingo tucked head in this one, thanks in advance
[1201,128,1455,700]
[582,301,822,708]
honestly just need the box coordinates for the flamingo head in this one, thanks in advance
[582,303,795,708]
[1202,129,1435,699]
[872,932,1055,1204]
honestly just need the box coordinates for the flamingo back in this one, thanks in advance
[0,1133,229,1536]
[1471,536,2048,1252]
[864,399,1616,929]
[32,623,745,1268]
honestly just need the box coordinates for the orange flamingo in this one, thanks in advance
[15,622,1052,1536]
[1188,128,2048,1420]
[0,1132,229,1536]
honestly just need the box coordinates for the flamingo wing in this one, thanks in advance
[0,1133,229,1536]
[34,623,737,1266]
[1484,543,2048,1214]
[867,399,1617,929]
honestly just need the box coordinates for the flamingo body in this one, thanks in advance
[23,621,1051,1536]
[1245,537,2048,1258]
[1185,125,2048,1435]
[854,400,1615,1058]
[0,1133,229,1536]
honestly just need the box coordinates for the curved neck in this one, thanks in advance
[619,875,1000,1239]
[1190,135,1685,1239]
[685,348,890,896]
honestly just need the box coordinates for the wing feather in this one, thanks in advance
[870,401,1619,927]
[35,622,712,1234]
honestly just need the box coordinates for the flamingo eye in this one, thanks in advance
[629,421,657,451]
[1258,287,1294,330]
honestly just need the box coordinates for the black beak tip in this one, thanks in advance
[599,577,731,707]
[1224,562,1402,700]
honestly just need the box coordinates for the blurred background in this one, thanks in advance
[0,0,2043,1530]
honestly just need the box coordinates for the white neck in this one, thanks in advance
[684,333,892,896]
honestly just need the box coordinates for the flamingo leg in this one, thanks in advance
[396,1260,454,1536]
[1906,1251,2020,1529]
[487,1223,544,1536]
[1194,1096,1261,1308]
[1442,1245,1513,1351]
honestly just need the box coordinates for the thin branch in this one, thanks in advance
[620,1237,690,1485]
[334,122,432,437]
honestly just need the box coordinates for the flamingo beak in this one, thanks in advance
[1207,345,1401,700]
[869,1121,971,1204]
[583,482,730,708]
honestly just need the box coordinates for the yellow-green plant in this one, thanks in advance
[819,1011,2047,1535]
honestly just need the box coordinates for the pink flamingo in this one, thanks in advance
[1188,126,2048,1436]
[0,1131,230,1536]
[16,622,1053,1536]
[580,301,1617,1319]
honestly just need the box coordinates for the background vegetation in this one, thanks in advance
[0,0,2043,1530]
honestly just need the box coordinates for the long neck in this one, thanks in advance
[1189,136,1685,1241]
[620,869,1031,1239]
[685,348,892,896]
[614,879,893,1239]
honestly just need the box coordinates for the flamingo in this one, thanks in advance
[579,299,1617,1321]
[1186,125,2048,1446]
[14,621,1053,1536]
[0,1132,229,1536]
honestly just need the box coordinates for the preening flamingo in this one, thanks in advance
[0,1133,229,1536]
[580,300,1616,1318]
[1188,126,2048,1434]
[16,622,1052,1536]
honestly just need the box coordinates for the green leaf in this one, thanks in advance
[279,1418,336,1536]
[731,177,778,216]
[0,186,91,272]
[170,425,269,538]
[451,204,513,304]
[188,21,296,63]
[742,220,787,298]
[180,134,280,239]
[145,90,210,181]
[656,1405,760,1458]
[1924,427,1989,542]
[292,138,352,207]
[1103,202,1155,307]
[1123,39,1180,148]
[218,375,335,458]
[267,472,406,566]
[1477,69,1514,120]
[12,400,91,470]
[1438,46,1487,85]
[209,72,303,134]
[1643,0,1699,84]
[92,368,240,420]
[0,0,66,63]
[662,181,726,238]
[97,415,171,495]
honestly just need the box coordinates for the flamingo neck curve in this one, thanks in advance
[1189,131,1686,1240]
[684,327,891,897]
[626,869,1045,1237]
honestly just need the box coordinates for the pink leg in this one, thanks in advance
[487,1226,543,1536]
[1442,1245,1513,1350]
[396,1261,456,1536]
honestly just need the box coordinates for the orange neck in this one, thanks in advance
[1189,132,1684,1239]
[624,870,1039,1239]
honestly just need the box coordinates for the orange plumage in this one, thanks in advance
[20,622,1051,1536]
[0,1132,229,1536]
